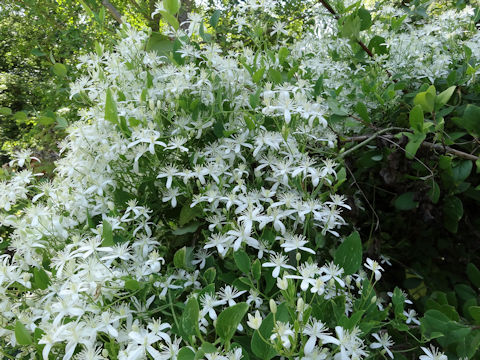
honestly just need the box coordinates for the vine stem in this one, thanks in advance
[336,127,407,160]
[341,131,479,161]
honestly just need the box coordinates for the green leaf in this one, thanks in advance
[413,88,435,114]
[102,220,114,246]
[204,267,216,283]
[469,306,480,323]
[146,32,173,60]
[392,287,406,318]
[216,302,249,343]
[459,104,480,136]
[172,223,200,235]
[428,180,440,204]
[31,48,46,57]
[404,131,426,159]
[160,10,179,30]
[357,7,372,31]
[251,259,261,281]
[233,250,251,274]
[14,111,27,121]
[452,160,473,184]
[179,203,201,226]
[15,321,32,346]
[199,22,212,42]
[105,88,118,124]
[409,105,424,132]
[181,297,200,338]
[178,348,195,360]
[467,263,480,288]
[334,231,362,275]
[33,268,50,290]
[52,63,67,78]
[38,116,55,126]
[210,10,221,28]
[124,278,140,291]
[436,86,456,109]
[394,192,418,211]
[55,117,69,130]
[174,246,194,269]
[164,0,180,15]
[354,102,370,123]
[268,68,283,84]
[278,47,289,64]
[443,196,463,233]
[252,68,265,84]
[0,107,12,116]
[368,35,388,55]
[340,14,361,39]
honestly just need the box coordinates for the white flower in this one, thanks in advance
[247,310,263,330]
[370,332,394,359]
[262,252,296,278]
[364,258,384,281]
[420,345,448,360]
[404,309,421,325]
[270,321,294,348]
[302,319,338,354]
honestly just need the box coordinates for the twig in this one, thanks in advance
[342,133,479,161]
[337,127,407,159]
[101,0,123,24]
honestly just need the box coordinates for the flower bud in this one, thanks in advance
[371,296,377,304]
[297,298,305,312]
[270,299,277,314]
[277,276,288,290]
[296,253,301,262]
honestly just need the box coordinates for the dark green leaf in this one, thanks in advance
[216,302,249,342]
[210,10,221,28]
[0,107,12,116]
[467,263,480,288]
[357,8,372,30]
[394,192,418,211]
[251,259,261,281]
[178,348,195,360]
[354,102,370,123]
[233,250,251,274]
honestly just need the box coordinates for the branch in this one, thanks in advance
[337,127,406,159]
[102,0,123,24]
[341,132,479,161]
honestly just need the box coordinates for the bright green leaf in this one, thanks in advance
[52,63,67,78]
[160,10,179,30]
[436,86,456,109]
[102,220,114,246]
[409,105,424,132]
[105,88,118,124]
[15,321,32,346]
[413,90,435,114]
[334,231,362,275]
[164,0,180,15]
[404,131,426,159]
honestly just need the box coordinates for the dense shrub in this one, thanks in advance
[1,0,480,359]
